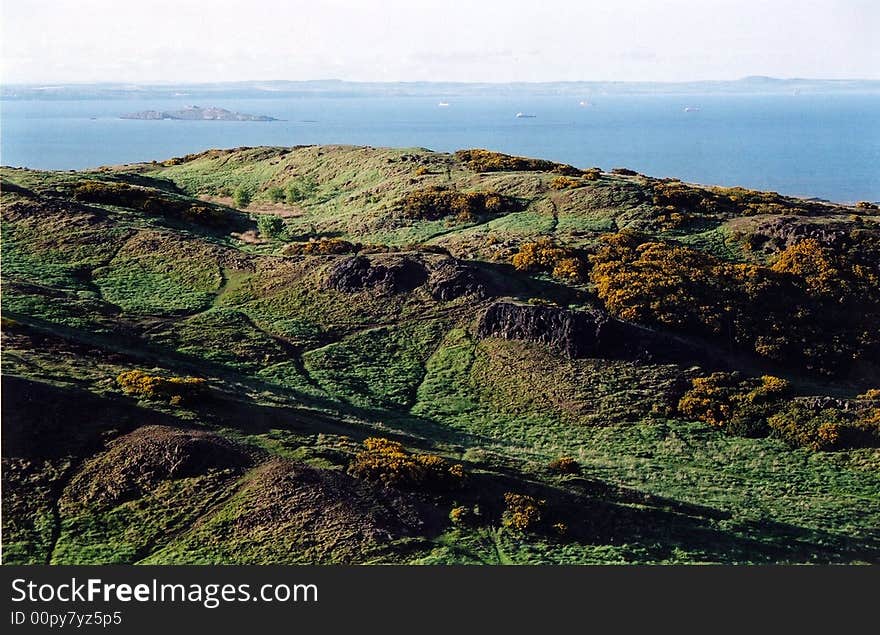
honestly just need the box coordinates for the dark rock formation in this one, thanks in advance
[749,216,847,251]
[428,258,496,301]
[325,255,428,294]
[476,301,703,363]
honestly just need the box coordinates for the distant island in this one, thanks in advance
[120,105,279,121]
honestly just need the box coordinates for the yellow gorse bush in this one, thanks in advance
[348,437,465,490]
[502,493,544,531]
[511,238,588,282]
[116,370,207,404]
[400,185,516,222]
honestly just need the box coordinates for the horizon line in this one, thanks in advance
[5,76,880,87]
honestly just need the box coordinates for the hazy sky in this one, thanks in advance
[2,0,878,84]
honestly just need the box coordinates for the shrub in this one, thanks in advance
[677,373,790,436]
[455,149,582,176]
[400,186,518,223]
[548,456,580,475]
[502,493,544,531]
[551,257,587,282]
[281,237,358,255]
[767,406,853,451]
[582,168,602,181]
[855,201,878,211]
[449,506,469,525]
[74,180,234,228]
[550,176,583,190]
[232,186,252,208]
[589,230,880,375]
[257,214,284,239]
[284,179,317,203]
[266,186,285,203]
[611,167,638,176]
[511,238,587,282]
[116,370,207,404]
[414,166,431,176]
[181,205,229,227]
[348,437,465,491]
[677,372,743,428]
[677,373,880,449]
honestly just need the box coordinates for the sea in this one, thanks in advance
[1,93,878,203]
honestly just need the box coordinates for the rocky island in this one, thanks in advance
[120,105,279,121]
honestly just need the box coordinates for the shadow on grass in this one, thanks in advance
[457,466,880,564]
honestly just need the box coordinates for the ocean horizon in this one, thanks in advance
[2,91,878,203]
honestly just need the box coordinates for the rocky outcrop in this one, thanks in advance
[427,258,496,301]
[749,216,847,251]
[476,301,703,362]
[325,255,428,294]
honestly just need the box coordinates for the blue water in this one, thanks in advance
[2,94,878,202]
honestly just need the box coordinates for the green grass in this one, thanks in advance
[92,233,222,315]
[304,320,448,410]
[3,146,878,565]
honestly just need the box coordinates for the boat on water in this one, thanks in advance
[515,112,536,118]
[438,101,450,107]
[683,106,701,112]
[578,100,593,107]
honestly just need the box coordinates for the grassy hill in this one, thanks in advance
[2,145,879,564]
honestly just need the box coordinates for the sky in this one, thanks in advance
[2,0,878,84]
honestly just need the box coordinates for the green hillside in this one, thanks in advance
[2,145,879,564]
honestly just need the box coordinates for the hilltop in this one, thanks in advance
[2,145,879,564]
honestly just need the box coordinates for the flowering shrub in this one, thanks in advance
[348,437,465,490]
[511,238,588,282]
[449,506,469,525]
[679,373,879,450]
[116,370,207,404]
[590,230,880,375]
[455,149,581,176]
[550,176,583,190]
[502,493,544,531]
[767,406,852,451]
[400,186,517,222]
[282,238,358,255]
[678,373,791,436]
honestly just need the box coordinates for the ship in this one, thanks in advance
[515,112,536,118]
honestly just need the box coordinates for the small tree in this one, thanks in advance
[257,215,284,239]
[232,185,252,208]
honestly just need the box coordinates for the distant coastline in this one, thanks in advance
[4,77,880,100]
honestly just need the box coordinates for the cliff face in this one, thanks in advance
[476,301,705,363]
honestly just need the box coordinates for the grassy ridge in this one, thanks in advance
[2,146,879,564]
